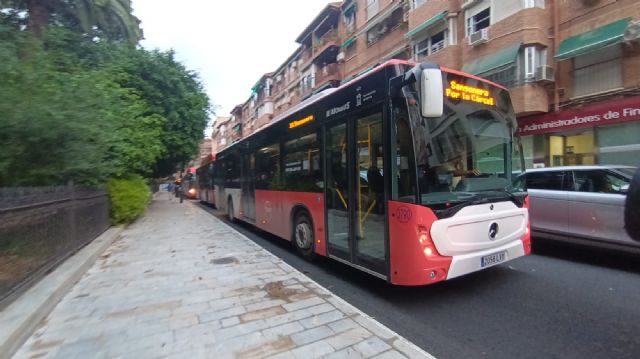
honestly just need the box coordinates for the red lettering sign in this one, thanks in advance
[518,96,640,136]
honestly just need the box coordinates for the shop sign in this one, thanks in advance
[518,96,640,136]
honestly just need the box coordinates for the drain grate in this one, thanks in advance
[211,257,237,265]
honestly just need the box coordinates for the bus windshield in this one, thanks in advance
[400,70,525,211]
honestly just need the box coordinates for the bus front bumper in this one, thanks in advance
[446,239,526,280]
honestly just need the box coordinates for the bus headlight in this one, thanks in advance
[188,188,196,195]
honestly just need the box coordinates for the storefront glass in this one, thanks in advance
[597,122,640,166]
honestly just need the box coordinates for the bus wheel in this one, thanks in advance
[227,198,235,222]
[293,212,316,260]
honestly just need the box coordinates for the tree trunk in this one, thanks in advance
[26,0,49,38]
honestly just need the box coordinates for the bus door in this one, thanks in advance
[242,153,256,222]
[325,107,388,277]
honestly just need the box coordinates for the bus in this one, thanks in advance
[212,60,530,285]
[196,155,216,206]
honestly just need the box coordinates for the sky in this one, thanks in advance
[132,0,334,127]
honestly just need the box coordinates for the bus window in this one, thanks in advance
[392,98,418,203]
[283,133,322,192]
[256,143,281,190]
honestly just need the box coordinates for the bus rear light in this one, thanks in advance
[419,233,428,244]
[424,247,433,256]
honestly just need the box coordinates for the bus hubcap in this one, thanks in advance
[296,222,312,249]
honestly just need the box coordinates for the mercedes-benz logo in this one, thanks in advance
[488,222,499,240]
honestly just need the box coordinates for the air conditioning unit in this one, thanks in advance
[535,65,555,83]
[468,28,489,46]
[462,0,481,10]
[624,20,640,43]
[336,51,346,62]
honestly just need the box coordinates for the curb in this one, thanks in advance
[0,226,124,359]
[194,202,437,359]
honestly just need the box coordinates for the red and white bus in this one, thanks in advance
[211,60,530,285]
[195,154,216,206]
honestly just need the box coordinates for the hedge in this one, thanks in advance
[107,177,151,224]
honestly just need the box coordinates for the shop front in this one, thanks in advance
[517,96,640,168]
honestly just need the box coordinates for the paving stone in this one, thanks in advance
[281,297,326,312]
[288,340,335,358]
[372,350,409,359]
[298,310,346,329]
[324,327,373,351]
[324,346,366,359]
[289,325,334,346]
[353,336,392,357]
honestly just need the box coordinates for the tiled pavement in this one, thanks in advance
[12,192,436,359]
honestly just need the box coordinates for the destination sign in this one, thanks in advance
[289,115,314,129]
[445,80,495,106]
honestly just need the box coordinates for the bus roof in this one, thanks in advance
[220,60,506,153]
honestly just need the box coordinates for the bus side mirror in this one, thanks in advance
[420,68,443,118]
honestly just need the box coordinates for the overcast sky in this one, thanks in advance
[132,0,333,125]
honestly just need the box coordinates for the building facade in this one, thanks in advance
[221,0,640,167]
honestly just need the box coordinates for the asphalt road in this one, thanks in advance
[198,202,640,359]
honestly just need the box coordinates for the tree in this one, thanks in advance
[0,24,162,185]
[101,47,211,177]
[0,0,141,44]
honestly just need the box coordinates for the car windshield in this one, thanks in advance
[613,167,637,178]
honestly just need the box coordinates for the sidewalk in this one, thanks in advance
[12,192,436,359]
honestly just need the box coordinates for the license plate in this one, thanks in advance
[481,251,506,268]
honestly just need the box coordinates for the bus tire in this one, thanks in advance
[227,198,235,222]
[293,212,316,260]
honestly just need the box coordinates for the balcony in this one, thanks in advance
[299,48,313,68]
[312,29,339,59]
[315,63,342,87]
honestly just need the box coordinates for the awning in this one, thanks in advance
[555,18,631,60]
[341,37,355,48]
[404,11,447,39]
[461,43,521,75]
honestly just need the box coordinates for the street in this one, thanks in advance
[200,203,640,359]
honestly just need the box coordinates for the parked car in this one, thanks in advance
[514,165,639,253]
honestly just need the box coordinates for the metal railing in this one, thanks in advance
[0,186,109,308]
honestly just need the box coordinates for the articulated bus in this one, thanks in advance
[211,60,530,285]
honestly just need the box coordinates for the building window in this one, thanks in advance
[466,7,490,35]
[343,9,356,34]
[366,0,379,20]
[484,67,517,88]
[366,8,403,46]
[345,41,357,59]
[573,46,622,98]
[523,0,544,9]
[413,0,426,9]
[414,29,447,60]
[519,45,547,82]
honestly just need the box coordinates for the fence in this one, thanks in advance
[0,186,110,308]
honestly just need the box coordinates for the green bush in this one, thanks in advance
[107,177,151,224]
